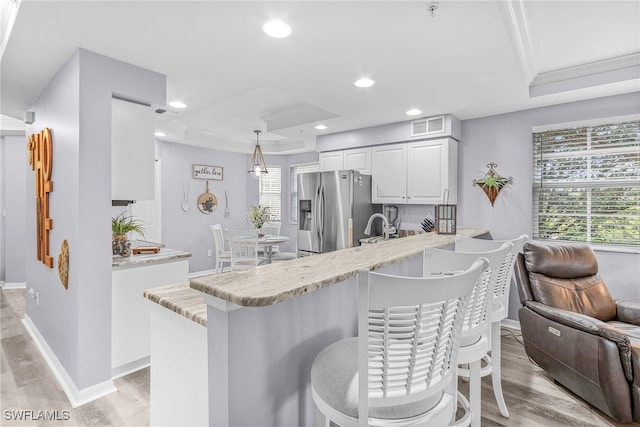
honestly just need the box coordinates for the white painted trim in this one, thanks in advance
[532,53,640,87]
[188,269,217,279]
[501,318,521,331]
[531,113,640,133]
[1,282,26,289]
[498,0,536,85]
[111,356,150,379]
[22,314,117,408]
[200,292,242,312]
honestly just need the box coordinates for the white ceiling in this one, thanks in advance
[2,0,639,154]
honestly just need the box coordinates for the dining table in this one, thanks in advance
[257,235,290,263]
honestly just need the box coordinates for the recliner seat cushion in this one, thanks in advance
[523,241,616,321]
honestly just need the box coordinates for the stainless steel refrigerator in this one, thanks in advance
[297,170,375,256]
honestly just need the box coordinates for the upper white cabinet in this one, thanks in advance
[372,138,457,204]
[319,147,372,175]
[371,144,407,204]
[112,98,155,201]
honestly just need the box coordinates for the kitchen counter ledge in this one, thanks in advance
[112,248,191,269]
[144,283,207,327]
[190,228,488,307]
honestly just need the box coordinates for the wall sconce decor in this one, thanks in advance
[472,162,513,206]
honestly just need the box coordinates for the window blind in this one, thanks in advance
[532,119,639,247]
[259,166,281,221]
[290,163,319,223]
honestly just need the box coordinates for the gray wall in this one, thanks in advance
[24,48,165,391]
[459,92,640,317]
[0,135,27,284]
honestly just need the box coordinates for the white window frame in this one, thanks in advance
[290,162,319,224]
[532,114,640,252]
[259,166,281,222]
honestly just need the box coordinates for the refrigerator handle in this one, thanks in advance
[314,185,321,247]
[318,184,325,248]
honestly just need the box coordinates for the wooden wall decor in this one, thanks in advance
[58,240,69,289]
[27,128,54,268]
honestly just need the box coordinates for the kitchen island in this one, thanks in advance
[152,229,487,426]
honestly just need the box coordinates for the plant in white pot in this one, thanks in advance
[112,213,145,256]
[248,205,271,237]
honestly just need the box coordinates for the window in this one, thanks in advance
[259,166,281,221]
[532,116,639,248]
[290,162,319,223]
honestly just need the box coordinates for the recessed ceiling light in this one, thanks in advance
[263,21,292,38]
[315,124,327,130]
[354,78,375,88]
[169,100,187,109]
[154,131,166,137]
[406,109,422,116]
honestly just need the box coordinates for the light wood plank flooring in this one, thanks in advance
[1,288,636,426]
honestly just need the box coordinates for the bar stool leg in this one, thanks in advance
[491,320,509,417]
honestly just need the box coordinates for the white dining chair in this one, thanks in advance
[453,234,528,419]
[310,258,489,427]
[210,224,231,273]
[227,229,266,270]
[424,243,512,427]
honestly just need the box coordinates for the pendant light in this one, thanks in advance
[249,130,268,176]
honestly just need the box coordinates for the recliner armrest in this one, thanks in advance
[616,300,640,326]
[526,301,633,381]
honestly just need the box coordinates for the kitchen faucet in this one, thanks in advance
[364,213,389,240]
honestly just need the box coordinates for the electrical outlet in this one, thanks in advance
[207,250,213,257]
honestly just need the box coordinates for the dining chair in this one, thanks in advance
[227,229,266,270]
[423,243,512,427]
[210,224,231,273]
[453,234,528,419]
[310,258,489,427]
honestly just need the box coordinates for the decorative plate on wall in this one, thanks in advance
[58,239,69,289]
[197,181,217,214]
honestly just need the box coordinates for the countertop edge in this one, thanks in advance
[144,283,207,327]
[112,248,192,268]
[190,228,489,308]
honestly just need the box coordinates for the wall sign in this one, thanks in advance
[193,164,223,181]
[27,128,54,268]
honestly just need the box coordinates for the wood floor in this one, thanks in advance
[1,288,636,427]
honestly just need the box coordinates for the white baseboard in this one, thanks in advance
[22,314,117,408]
[189,269,217,279]
[501,318,521,331]
[2,282,26,289]
[111,356,150,379]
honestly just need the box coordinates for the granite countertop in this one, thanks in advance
[190,228,488,308]
[144,283,207,327]
[112,248,192,268]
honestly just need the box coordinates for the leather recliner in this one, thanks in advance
[514,240,640,423]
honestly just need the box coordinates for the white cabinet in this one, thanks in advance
[371,144,407,204]
[319,147,371,174]
[372,138,457,204]
[112,98,155,201]
[319,151,344,172]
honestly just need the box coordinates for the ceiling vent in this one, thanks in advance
[411,115,445,137]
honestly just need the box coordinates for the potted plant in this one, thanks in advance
[472,163,513,206]
[112,213,145,256]
[248,205,271,237]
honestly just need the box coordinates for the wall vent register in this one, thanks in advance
[411,115,445,137]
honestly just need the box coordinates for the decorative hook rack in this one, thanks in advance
[472,163,513,206]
